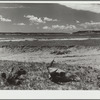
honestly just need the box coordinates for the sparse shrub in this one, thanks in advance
[51,50,70,55]
[1,67,27,86]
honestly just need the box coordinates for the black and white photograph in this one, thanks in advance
[0,1,100,90]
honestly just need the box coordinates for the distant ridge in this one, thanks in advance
[0,30,100,36]
[0,32,70,35]
[73,30,100,35]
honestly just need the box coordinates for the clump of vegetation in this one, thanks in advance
[51,50,70,55]
[1,67,27,86]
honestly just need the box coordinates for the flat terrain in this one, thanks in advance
[0,33,100,90]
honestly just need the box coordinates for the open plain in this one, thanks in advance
[0,33,100,90]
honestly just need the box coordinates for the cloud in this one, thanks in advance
[44,17,58,22]
[14,23,25,26]
[24,15,58,25]
[59,3,100,13]
[43,24,76,31]
[43,26,51,30]
[76,20,80,23]
[79,21,100,29]
[52,25,66,30]
[24,15,45,25]
[52,24,76,30]
[0,15,11,22]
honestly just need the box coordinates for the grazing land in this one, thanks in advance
[0,31,100,90]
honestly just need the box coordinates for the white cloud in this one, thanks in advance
[79,21,100,29]
[52,25,76,30]
[44,17,58,22]
[14,23,25,26]
[52,25,65,30]
[66,24,76,30]
[24,15,45,25]
[59,3,100,13]
[76,20,80,23]
[43,24,76,31]
[0,15,11,22]
[24,15,58,25]
[43,26,51,30]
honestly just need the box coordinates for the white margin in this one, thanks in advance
[0,1,99,3]
[0,90,100,99]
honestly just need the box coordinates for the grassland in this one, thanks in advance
[0,33,100,90]
[0,60,100,90]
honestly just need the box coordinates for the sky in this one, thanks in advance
[0,3,100,33]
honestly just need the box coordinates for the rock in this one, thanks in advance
[47,60,81,84]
